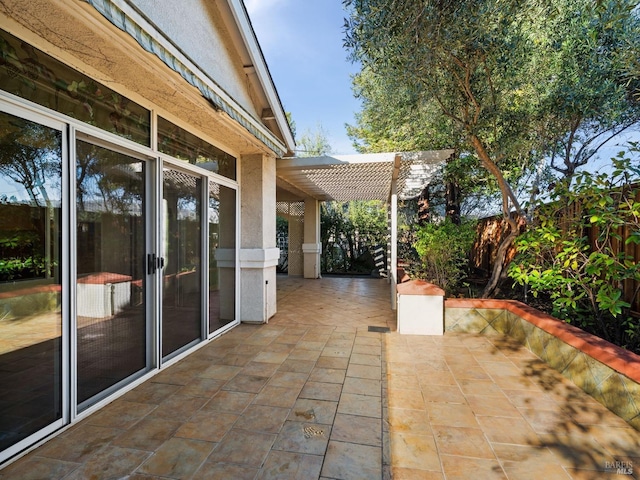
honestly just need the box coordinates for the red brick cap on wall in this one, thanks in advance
[446,298,640,384]
[397,279,445,297]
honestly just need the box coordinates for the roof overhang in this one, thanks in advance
[276,150,454,203]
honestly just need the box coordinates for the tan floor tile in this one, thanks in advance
[316,356,350,369]
[300,381,342,402]
[388,407,432,435]
[0,457,79,480]
[123,382,181,404]
[457,378,503,396]
[38,425,123,462]
[537,433,617,472]
[476,415,538,445]
[389,431,440,471]
[353,343,380,354]
[233,404,290,434]
[309,367,346,384]
[289,398,338,425]
[60,446,150,480]
[137,437,215,478]
[252,351,289,364]
[350,353,381,366]
[347,363,381,380]
[218,353,255,366]
[222,374,270,393]
[416,370,457,386]
[502,389,561,411]
[422,385,466,404]
[465,394,521,417]
[273,420,331,455]
[388,388,425,410]
[432,425,494,459]
[338,392,382,418]
[151,394,207,421]
[390,467,444,479]
[326,338,354,349]
[447,365,491,380]
[343,376,382,397]
[518,407,579,435]
[176,377,225,397]
[112,417,182,451]
[202,390,255,413]
[440,454,507,479]
[194,462,258,479]
[428,402,478,428]
[199,364,243,381]
[354,336,382,346]
[174,410,238,442]
[296,341,327,351]
[207,429,276,467]
[253,385,301,408]
[321,347,352,358]
[388,374,421,390]
[240,361,281,377]
[387,361,416,376]
[278,358,316,373]
[87,400,156,429]
[321,440,381,479]
[331,413,381,446]
[288,348,322,361]
[268,371,309,389]
[258,450,324,479]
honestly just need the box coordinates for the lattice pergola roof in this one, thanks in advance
[276,150,454,202]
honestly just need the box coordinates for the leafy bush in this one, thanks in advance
[509,148,640,352]
[413,218,477,294]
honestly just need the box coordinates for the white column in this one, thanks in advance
[239,153,278,323]
[302,198,321,279]
[390,179,398,310]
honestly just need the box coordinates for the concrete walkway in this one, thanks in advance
[1,276,639,479]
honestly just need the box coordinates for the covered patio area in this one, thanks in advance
[1,276,639,479]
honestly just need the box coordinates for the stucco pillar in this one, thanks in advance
[239,153,278,323]
[390,179,398,310]
[302,198,321,279]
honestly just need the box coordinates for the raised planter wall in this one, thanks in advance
[445,298,640,431]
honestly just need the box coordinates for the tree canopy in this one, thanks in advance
[344,0,640,295]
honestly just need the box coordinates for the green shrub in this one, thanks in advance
[413,218,477,294]
[509,148,640,352]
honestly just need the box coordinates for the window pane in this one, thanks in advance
[0,111,62,450]
[158,116,236,180]
[76,140,147,407]
[0,29,150,146]
[209,181,235,333]
[162,168,202,358]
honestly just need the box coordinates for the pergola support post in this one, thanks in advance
[302,198,321,279]
[390,173,398,310]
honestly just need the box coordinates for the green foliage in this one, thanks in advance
[297,124,332,157]
[413,219,477,294]
[509,146,640,352]
[321,200,387,273]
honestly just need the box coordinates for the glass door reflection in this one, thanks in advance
[161,167,202,359]
[0,111,63,452]
[76,140,147,408]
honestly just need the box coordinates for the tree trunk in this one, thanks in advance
[445,180,460,225]
[468,135,525,298]
[417,185,431,225]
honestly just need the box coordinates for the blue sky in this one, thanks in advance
[245,0,360,155]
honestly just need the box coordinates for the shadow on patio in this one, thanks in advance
[1,276,639,479]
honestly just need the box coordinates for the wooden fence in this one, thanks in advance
[470,189,640,316]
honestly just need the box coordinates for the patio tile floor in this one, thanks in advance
[1,276,640,479]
